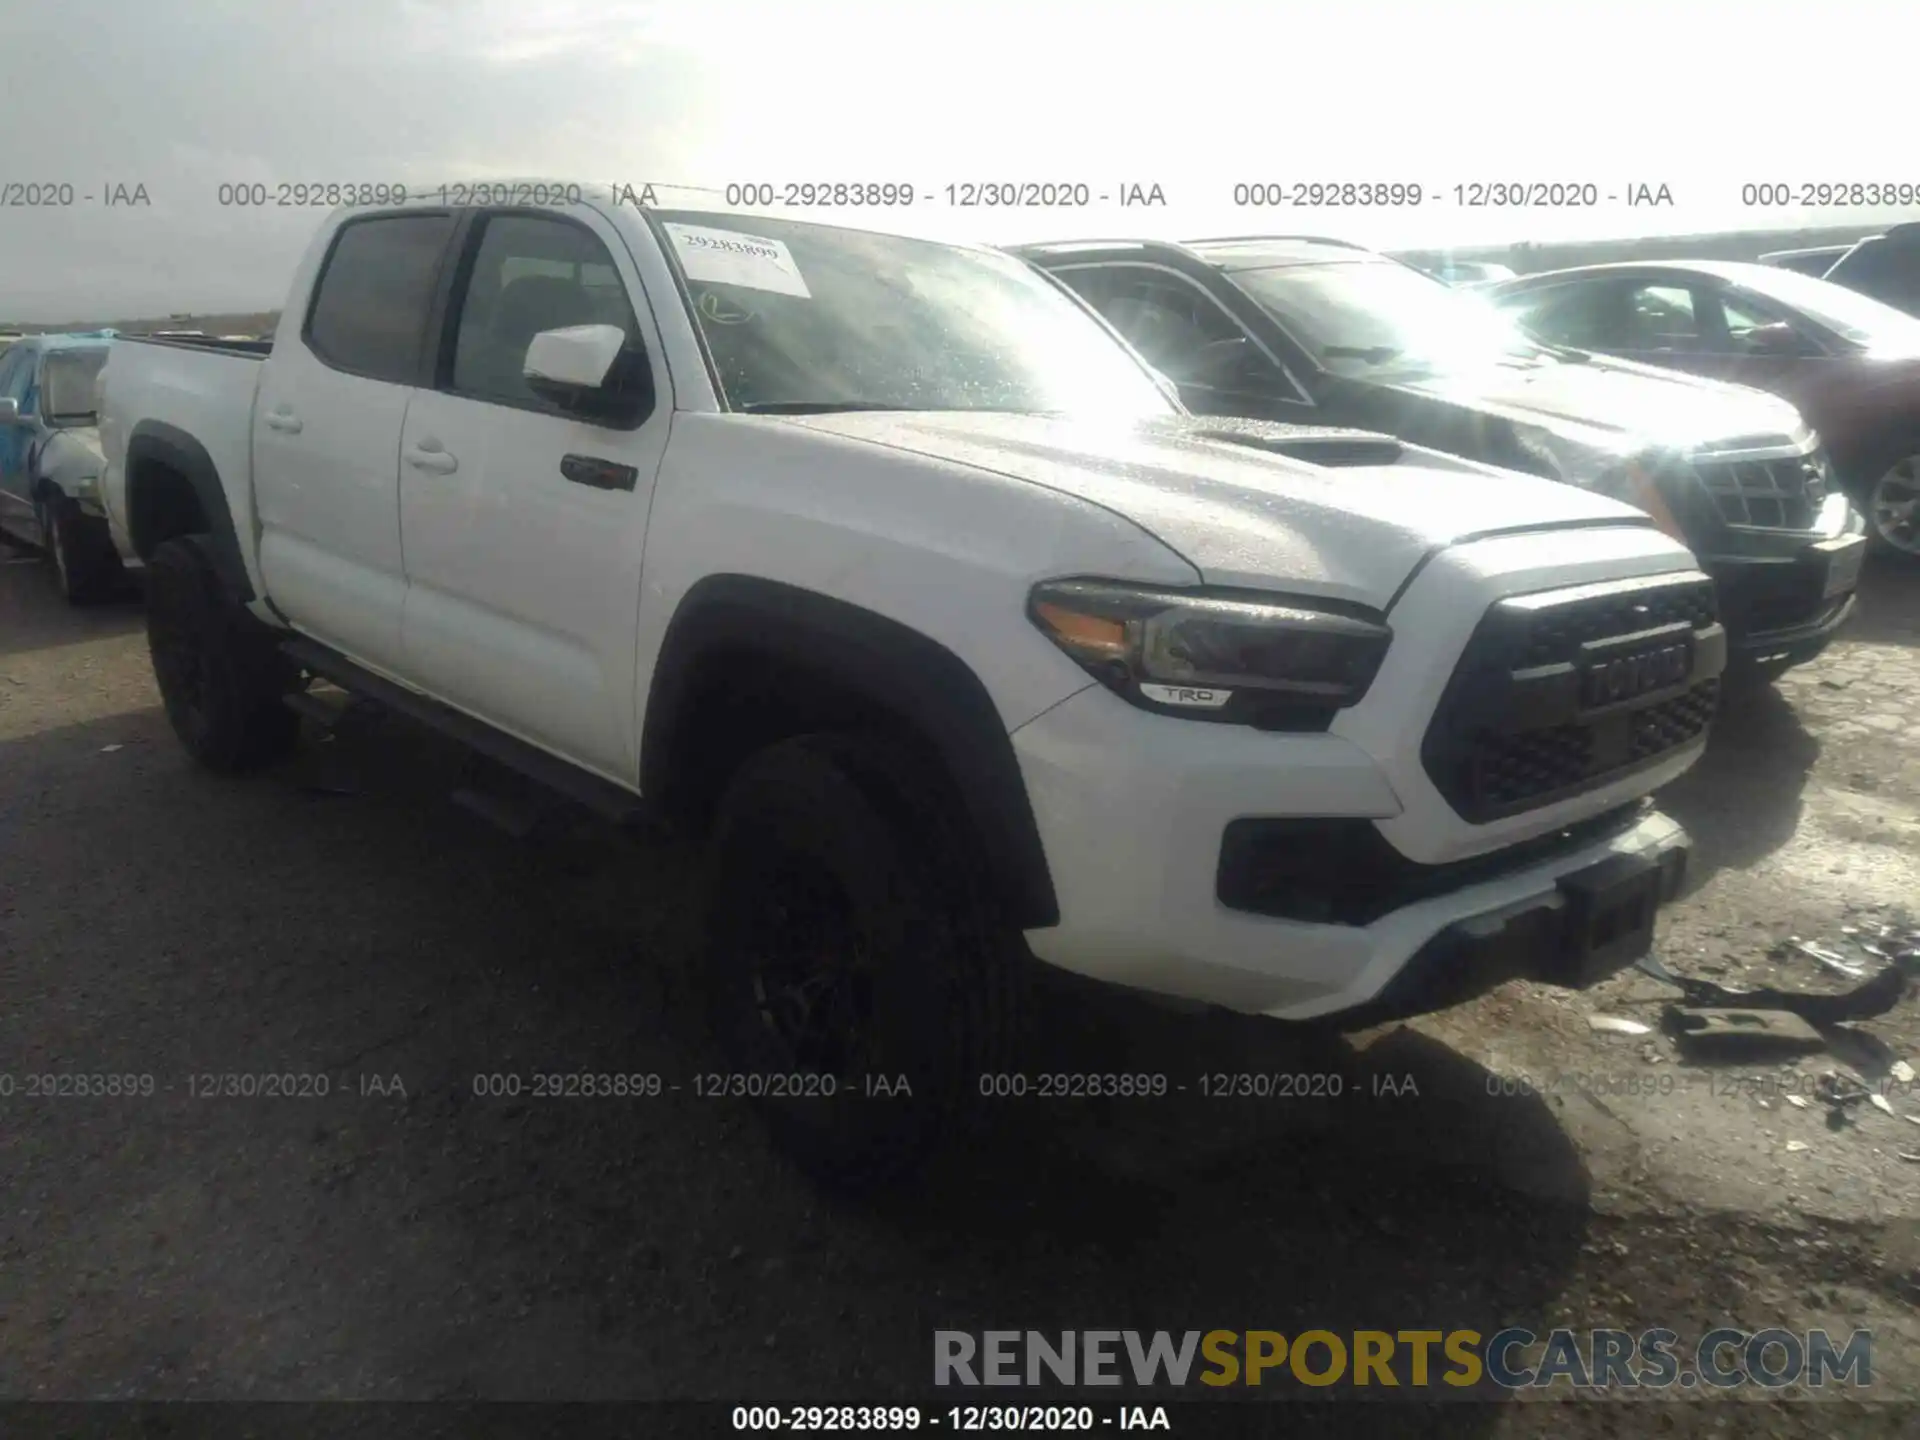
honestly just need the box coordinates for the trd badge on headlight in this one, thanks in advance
[1137,683,1232,708]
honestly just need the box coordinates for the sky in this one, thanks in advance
[3,0,1917,320]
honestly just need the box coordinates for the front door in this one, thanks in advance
[397,208,673,783]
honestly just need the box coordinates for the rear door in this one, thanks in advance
[253,209,458,675]
[396,207,672,782]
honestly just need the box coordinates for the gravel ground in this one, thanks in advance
[3,543,1919,1435]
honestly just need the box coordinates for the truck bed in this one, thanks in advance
[98,328,273,598]
[117,333,272,359]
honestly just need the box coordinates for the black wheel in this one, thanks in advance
[700,732,1032,1189]
[145,535,301,772]
[38,493,123,604]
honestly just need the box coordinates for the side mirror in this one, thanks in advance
[0,398,18,422]
[523,323,650,424]
[525,324,624,394]
[1745,322,1813,357]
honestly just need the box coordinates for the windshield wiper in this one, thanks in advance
[738,401,906,415]
[1322,345,1401,365]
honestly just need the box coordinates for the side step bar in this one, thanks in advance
[279,637,649,827]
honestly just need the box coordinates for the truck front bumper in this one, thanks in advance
[1010,683,1693,1024]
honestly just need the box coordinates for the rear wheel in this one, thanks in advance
[700,732,1031,1190]
[1862,450,1920,561]
[145,535,301,772]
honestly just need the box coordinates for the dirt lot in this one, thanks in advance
[3,544,1919,1435]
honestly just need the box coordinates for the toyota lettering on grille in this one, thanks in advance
[1580,640,1692,708]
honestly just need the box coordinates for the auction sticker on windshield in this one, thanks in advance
[664,223,811,298]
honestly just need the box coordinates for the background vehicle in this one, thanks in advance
[101,190,1713,1184]
[1819,222,1920,317]
[1019,235,1867,681]
[1485,260,1920,562]
[1759,245,1851,278]
[1406,257,1516,286]
[0,330,132,601]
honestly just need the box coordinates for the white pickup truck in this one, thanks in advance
[98,184,1723,1183]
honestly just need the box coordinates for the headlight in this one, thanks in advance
[1028,579,1391,729]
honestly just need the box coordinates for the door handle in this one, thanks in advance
[405,443,458,475]
[264,411,303,434]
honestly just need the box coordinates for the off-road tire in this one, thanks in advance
[145,535,301,772]
[700,731,1033,1190]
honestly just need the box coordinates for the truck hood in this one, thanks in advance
[778,411,1650,608]
[1386,352,1810,455]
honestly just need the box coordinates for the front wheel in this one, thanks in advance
[145,535,301,772]
[700,732,1031,1190]
[39,494,123,604]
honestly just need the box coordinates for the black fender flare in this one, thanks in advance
[123,420,254,602]
[641,575,1059,929]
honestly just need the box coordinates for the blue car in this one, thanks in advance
[0,330,130,601]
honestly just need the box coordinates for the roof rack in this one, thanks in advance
[1008,238,1186,252]
[1183,234,1372,250]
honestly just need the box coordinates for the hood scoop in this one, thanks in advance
[1174,417,1405,468]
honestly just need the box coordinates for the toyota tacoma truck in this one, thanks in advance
[99,187,1720,1184]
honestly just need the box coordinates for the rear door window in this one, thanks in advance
[1619,284,1709,352]
[305,214,457,384]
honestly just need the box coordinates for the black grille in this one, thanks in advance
[1692,452,1826,530]
[1517,584,1717,669]
[1629,681,1721,759]
[1423,574,1726,824]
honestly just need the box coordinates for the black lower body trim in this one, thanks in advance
[280,637,649,826]
[1334,836,1689,1030]
[1217,801,1652,926]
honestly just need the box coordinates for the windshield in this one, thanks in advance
[42,348,109,424]
[652,210,1175,418]
[1225,260,1548,378]
[1728,263,1920,348]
